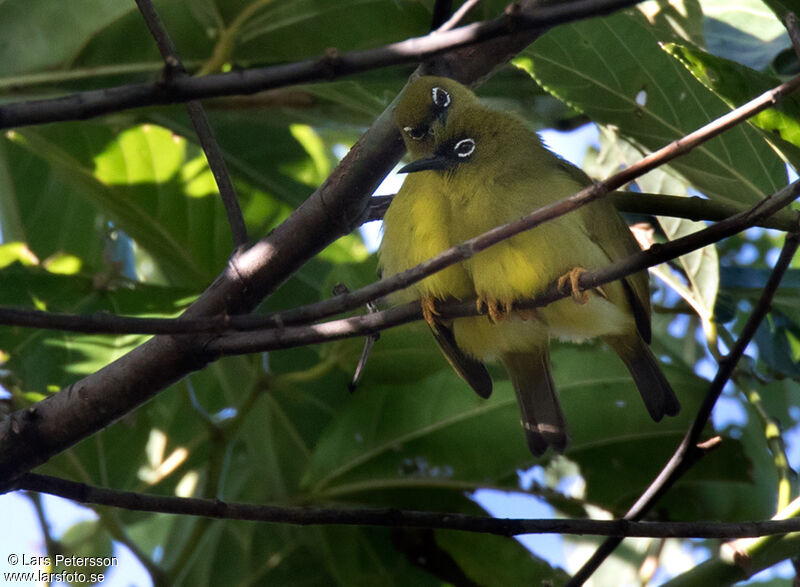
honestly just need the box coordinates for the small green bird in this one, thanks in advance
[378,76,680,456]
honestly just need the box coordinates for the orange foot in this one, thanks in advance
[421,296,440,329]
[477,296,514,324]
[557,267,591,304]
[516,308,538,321]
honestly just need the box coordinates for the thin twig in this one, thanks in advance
[364,191,800,230]
[438,0,484,32]
[0,0,639,130]
[568,231,800,585]
[26,492,59,555]
[15,472,800,540]
[784,12,800,64]
[135,0,249,247]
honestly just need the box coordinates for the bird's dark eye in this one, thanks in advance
[403,125,428,141]
[454,138,475,158]
[431,87,451,109]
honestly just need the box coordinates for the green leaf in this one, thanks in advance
[67,1,214,72]
[1,136,107,271]
[149,110,316,210]
[230,0,432,64]
[53,520,113,586]
[436,530,570,586]
[9,123,235,285]
[309,526,436,586]
[516,6,787,206]
[302,341,720,516]
[0,0,132,77]
[663,42,800,166]
[0,264,193,390]
[301,369,526,499]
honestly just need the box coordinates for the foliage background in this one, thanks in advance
[1,0,800,584]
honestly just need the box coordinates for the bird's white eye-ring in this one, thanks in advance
[431,87,451,108]
[403,125,428,141]
[454,138,475,158]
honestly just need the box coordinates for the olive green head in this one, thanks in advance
[395,76,551,185]
[392,76,479,158]
[397,96,537,179]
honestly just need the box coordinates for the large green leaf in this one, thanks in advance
[149,110,318,210]
[664,42,800,167]
[0,264,194,391]
[436,530,570,586]
[0,137,107,271]
[301,369,527,499]
[517,6,787,206]
[230,0,431,64]
[65,0,214,72]
[302,340,739,512]
[308,526,437,586]
[0,0,132,76]
[8,123,235,285]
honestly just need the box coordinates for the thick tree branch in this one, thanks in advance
[0,0,559,488]
[135,0,248,248]
[15,472,800,540]
[569,231,800,585]
[2,42,799,488]
[0,0,638,130]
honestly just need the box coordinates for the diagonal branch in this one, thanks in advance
[207,179,800,355]
[365,191,800,230]
[135,0,248,248]
[0,0,637,130]
[0,0,558,489]
[437,0,484,32]
[15,472,800,540]
[568,231,800,585]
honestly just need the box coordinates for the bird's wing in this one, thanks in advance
[579,199,652,343]
[550,159,652,342]
[430,322,493,399]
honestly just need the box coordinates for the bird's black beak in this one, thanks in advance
[398,155,451,174]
